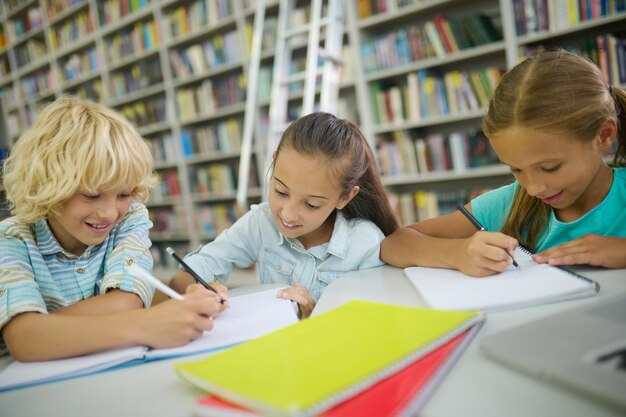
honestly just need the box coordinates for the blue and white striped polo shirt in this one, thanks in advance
[0,202,154,355]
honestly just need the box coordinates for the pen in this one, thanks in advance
[128,264,184,300]
[166,247,225,304]
[456,203,520,269]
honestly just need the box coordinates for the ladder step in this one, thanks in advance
[281,17,330,39]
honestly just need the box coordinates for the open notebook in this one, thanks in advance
[404,246,599,311]
[176,300,485,417]
[0,288,298,392]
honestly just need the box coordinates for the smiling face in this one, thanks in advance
[47,187,133,255]
[268,147,358,249]
[489,125,615,222]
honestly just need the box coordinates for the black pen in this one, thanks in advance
[456,204,520,269]
[166,247,225,303]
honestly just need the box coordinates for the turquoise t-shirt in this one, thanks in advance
[471,168,626,252]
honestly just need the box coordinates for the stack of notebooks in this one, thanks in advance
[175,300,485,417]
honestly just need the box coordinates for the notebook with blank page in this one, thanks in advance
[0,288,298,392]
[404,246,598,311]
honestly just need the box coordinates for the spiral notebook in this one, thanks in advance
[175,300,485,417]
[193,328,479,417]
[404,246,599,311]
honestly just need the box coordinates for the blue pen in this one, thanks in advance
[456,203,520,269]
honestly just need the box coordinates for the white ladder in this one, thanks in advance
[236,0,345,209]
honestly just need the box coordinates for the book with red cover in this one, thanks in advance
[193,327,479,417]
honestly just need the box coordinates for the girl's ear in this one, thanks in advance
[596,118,618,152]
[337,186,360,210]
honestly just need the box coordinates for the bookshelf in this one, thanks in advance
[0,0,359,276]
[348,0,626,225]
[0,0,625,263]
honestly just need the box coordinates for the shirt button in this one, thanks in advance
[77,268,85,274]
[0,288,5,296]
[125,259,135,266]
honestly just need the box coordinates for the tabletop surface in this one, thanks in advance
[1,266,625,417]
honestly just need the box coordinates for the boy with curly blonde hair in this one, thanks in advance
[0,97,223,362]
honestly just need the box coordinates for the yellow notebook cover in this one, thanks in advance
[175,300,484,417]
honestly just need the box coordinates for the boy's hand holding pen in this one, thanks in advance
[166,247,229,307]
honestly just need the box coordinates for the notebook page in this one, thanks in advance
[404,247,595,311]
[146,288,298,359]
[0,346,146,391]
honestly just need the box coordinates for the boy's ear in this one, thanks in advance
[337,186,360,210]
[596,118,618,151]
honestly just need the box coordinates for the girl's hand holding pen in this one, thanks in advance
[186,280,230,311]
[460,232,520,277]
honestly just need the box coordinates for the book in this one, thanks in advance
[405,246,599,311]
[193,328,480,417]
[0,289,298,392]
[175,300,485,417]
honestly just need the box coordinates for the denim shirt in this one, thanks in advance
[183,203,385,301]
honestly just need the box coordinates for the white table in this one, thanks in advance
[1,266,624,417]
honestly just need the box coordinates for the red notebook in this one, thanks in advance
[194,327,477,417]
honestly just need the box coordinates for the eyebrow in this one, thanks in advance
[274,177,329,200]
[506,159,561,169]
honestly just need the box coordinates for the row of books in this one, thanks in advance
[175,74,246,121]
[117,95,166,128]
[169,29,243,78]
[149,205,189,238]
[377,129,500,177]
[104,19,159,65]
[243,16,278,54]
[153,169,181,200]
[195,203,239,236]
[190,164,235,195]
[58,47,100,82]
[97,0,150,27]
[371,66,502,125]
[180,117,242,157]
[513,0,626,36]
[360,13,501,73]
[64,78,104,102]
[45,0,86,19]
[4,5,43,43]
[0,56,10,77]
[522,33,626,85]
[357,0,390,18]
[13,37,46,69]
[110,56,162,98]
[166,0,234,40]
[389,188,475,226]
[19,67,55,99]
[49,9,93,51]
[189,162,260,195]
[148,132,176,164]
